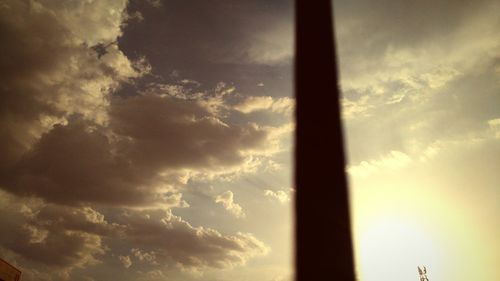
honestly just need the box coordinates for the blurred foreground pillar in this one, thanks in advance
[294,0,356,280]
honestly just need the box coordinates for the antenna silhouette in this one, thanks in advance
[418,266,429,281]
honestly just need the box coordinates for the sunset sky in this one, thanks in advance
[0,1,499,281]
[335,0,500,280]
[0,1,293,280]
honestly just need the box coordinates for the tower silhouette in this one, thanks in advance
[418,266,429,281]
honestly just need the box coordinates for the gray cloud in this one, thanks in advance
[0,1,289,280]
[334,0,492,61]
[123,0,292,66]
[119,0,294,103]
[0,192,269,280]
[0,0,142,173]
[110,92,269,172]
[0,0,279,207]
[336,0,500,164]
[114,209,268,270]
[3,121,159,206]
[1,89,276,206]
[0,191,108,273]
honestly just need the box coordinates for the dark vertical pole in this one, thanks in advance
[294,0,356,280]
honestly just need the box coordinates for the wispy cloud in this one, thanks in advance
[264,190,290,204]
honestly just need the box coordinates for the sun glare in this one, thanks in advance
[355,215,444,281]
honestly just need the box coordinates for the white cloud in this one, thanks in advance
[0,190,270,280]
[215,191,246,218]
[347,151,412,178]
[264,190,290,204]
[488,118,500,139]
[234,96,294,114]
[119,255,132,268]
[131,248,158,265]
[341,95,374,119]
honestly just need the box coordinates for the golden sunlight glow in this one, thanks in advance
[355,213,444,281]
[350,165,498,281]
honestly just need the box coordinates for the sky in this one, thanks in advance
[0,1,293,281]
[0,1,499,281]
[334,0,500,280]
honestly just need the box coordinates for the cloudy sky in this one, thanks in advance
[334,0,500,280]
[0,0,499,281]
[0,1,293,280]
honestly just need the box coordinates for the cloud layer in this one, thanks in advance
[0,1,291,280]
[335,1,500,280]
[335,0,500,165]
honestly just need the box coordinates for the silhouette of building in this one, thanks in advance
[0,258,21,281]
